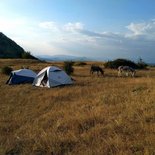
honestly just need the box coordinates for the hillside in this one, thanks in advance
[0,59,155,154]
[0,32,36,59]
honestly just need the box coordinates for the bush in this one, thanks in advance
[1,66,13,75]
[74,61,87,66]
[63,61,74,75]
[104,59,138,69]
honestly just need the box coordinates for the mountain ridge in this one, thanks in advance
[0,32,36,59]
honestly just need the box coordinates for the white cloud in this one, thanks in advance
[63,22,84,32]
[39,21,59,31]
[126,22,149,35]
[0,18,26,32]
[126,20,155,40]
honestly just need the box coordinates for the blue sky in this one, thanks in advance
[0,0,155,62]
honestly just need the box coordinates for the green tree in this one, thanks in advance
[104,59,138,69]
[137,57,148,69]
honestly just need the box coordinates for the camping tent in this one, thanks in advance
[33,66,73,88]
[6,69,37,85]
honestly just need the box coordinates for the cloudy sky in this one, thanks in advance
[0,0,155,62]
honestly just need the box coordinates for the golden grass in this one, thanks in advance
[0,59,155,154]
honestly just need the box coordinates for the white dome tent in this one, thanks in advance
[33,66,73,88]
[6,69,37,85]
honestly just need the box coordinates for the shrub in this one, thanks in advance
[74,62,87,66]
[104,59,138,69]
[1,66,13,75]
[63,61,74,75]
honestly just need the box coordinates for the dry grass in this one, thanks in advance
[0,59,155,155]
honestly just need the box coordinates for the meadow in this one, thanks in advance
[0,59,155,155]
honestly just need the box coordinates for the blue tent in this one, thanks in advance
[6,69,37,85]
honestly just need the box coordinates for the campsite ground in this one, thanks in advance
[0,59,155,155]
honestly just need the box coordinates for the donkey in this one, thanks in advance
[118,66,136,77]
[90,65,104,76]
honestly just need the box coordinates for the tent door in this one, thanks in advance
[41,71,48,86]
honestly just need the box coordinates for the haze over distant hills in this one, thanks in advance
[0,32,36,59]
[36,54,95,61]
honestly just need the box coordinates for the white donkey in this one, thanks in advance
[118,66,136,77]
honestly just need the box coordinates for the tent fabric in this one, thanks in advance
[33,66,73,88]
[6,69,37,85]
[12,69,36,77]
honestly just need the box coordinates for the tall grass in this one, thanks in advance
[0,59,155,154]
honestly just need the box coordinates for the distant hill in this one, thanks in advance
[36,54,94,61]
[0,32,36,59]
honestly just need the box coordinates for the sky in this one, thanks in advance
[0,0,155,62]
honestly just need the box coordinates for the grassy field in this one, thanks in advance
[0,59,155,155]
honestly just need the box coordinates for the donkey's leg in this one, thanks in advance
[97,71,99,76]
[90,70,93,75]
[132,71,135,77]
[118,70,122,77]
[126,71,129,77]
